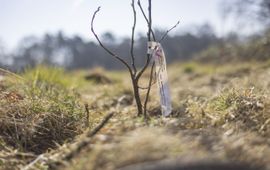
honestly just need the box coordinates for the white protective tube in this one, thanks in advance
[148,41,172,116]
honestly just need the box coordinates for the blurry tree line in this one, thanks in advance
[195,0,270,63]
[222,0,270,26]
[0,24,219,71]
[1,0,270,71]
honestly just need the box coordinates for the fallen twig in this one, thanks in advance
[84,103,90,127]
[21,112,114,169]
[49,112,114,166]
[22,154,47,170]
[0,67,25,80]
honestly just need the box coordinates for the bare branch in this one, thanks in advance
[136,54,151,81]
[61,112,114,161]
[91,7,133,74]
[143,0,155,119]
[138,78,156,90]
[136,0,155,81]
[130,0,137,75]
[137,0,149,23]
[143,62,155,118]
[137,0,156,41]
[148,0,152,41]
[24,112,114,169]
[84,103,90,127]
[159,20,180,43]
[138,64,164,90]
[0,67,25,80]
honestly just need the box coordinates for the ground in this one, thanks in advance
[0,61,270,170]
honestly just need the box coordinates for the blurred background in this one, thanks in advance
[0,0,269,71]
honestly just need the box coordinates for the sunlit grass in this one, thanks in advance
[0,65,86,154]
[1,62,270,169]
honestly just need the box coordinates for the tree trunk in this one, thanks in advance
[132,78,143,116]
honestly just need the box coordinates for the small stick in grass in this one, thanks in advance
[22,112,114,170]
[51,112,114,167]
[84,103,90,127]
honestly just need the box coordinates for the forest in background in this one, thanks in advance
[0,0,269,71]
[0,23,268,72]
[0,23,219,71]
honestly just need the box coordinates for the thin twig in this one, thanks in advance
[138,63,163,90]
[130,0,137,75]
[137,0,149,25]
[138,78,156,90]
[137,0,156,41]
[2,151,36,159]
[48,112,114,168]
[143,62,155,118]
[0,67,25,80]
[148,0,153,41]
[136,54,151,81]
[85,112,114,138]
[135,0,155,81]
[66,112,114,160]
[22,112,114,170]
[159,20,180,43]
[84,103,90,127]
[138,63,165,90]
[22,154,47,170]
[91,7,133,74]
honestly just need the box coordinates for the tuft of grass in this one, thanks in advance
[205,86,269,133]
[22,65,78,89]
[0,65,85,154]
[208,88,239,112]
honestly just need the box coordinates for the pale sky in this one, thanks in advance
[0,0,239,50]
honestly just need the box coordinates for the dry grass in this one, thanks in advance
[0,66,87,169]
[66,61,270,170]
[1,62,270,170]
